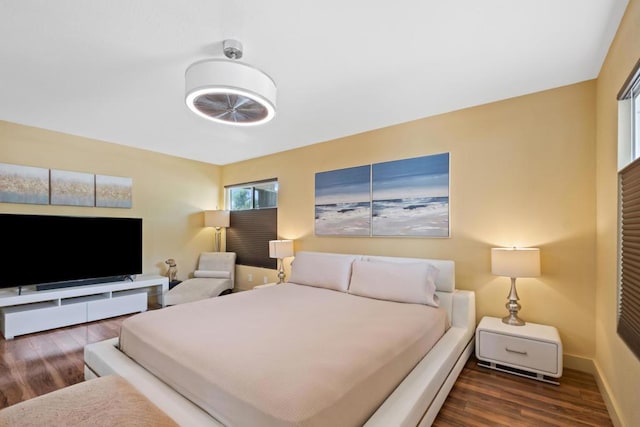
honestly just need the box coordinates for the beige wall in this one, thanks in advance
[595,0,640,425]
[0,121,223,289]
[224,81,598,362]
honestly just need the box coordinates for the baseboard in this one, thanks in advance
[592,360,623,427]
[563,354,622,427]
[563,353,596,374]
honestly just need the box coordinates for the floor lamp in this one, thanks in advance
[204,210,230,252]
[269,240,294,284]
[491,247,541,326]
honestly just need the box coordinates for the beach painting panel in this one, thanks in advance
[50,169,95,207]
[315,165,371,236]
[96,174,132,208]
[0,163,49,205]
[372,152,449,237]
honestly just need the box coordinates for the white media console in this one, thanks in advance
[0,275,168,339]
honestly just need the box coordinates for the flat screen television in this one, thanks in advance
[0,213,143,291]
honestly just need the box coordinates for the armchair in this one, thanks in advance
[163,252,236,306]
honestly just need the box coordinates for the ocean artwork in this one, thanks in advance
[372,152,449,237]
[315,165,371,236]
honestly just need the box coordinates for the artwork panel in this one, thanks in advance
[96,175,132,208]
[0,163,49,205]
[315,165,371,236]
[372,152,450,237]
[50,169,95,207]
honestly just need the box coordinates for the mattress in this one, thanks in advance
[118,283,449,427]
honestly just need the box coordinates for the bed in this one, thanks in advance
[84,252,476,426]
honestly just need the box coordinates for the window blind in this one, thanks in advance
[618,157,640,360]
[226,208,277,269]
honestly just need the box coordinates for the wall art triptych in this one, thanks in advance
[315,152,450,238]
[0,162,132,208]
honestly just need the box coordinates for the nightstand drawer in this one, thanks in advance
[477,330,559,375]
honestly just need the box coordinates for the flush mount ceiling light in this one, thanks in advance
[185,39,276,126]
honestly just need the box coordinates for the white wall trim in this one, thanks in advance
[618,98,632,170]
[563,353,595,374]
[592,359,623,427]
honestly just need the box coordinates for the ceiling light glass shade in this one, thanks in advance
[185,59,276,126]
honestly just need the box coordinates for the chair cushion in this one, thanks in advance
[163,278,232,306]
[194,270,231,279]
[198,252,236,271]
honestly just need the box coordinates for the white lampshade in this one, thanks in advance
[269,240,294,259]
[491,247,540,278]
[204,210,230,228]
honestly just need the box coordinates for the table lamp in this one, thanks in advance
[269,240,294,284]
[491,247,541,326]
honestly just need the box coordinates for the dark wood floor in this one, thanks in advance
[0,316,613,426]
[0,314,127,408]
[433,358,612,427]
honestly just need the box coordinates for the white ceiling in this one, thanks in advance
[0,1,629,165]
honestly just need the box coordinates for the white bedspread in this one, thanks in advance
[119,283,448,427]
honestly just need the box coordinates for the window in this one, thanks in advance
[617,58,640,361]
[225,179,278,269]
[229,180,278,210]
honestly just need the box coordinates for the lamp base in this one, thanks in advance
[214,228,222,252]
[502,313,525,326]
[503,277,526,326]
[276,258,286,284]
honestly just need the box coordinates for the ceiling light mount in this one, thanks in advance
[223,39,243,60]
[185,39,276,126]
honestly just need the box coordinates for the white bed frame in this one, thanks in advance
[84,254,476,426]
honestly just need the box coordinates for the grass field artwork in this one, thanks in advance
[315,165,371,236]
[50,169,95,207]
[96,174,132,208]
[372,152,449,237]
[0,163,49,205]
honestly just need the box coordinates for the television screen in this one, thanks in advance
[0,213,143,290]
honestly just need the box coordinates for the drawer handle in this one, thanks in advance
[505,347,528,355]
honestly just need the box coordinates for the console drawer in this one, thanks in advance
[1,302,86,338]
[87,291,147,322]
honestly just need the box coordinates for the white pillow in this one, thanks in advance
[348,260,440,307]
[193,270,231,279]
[288,252,357,292]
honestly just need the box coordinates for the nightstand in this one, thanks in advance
[253,283,278,290]
[475,316,563,384]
